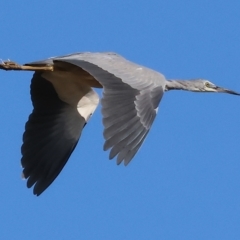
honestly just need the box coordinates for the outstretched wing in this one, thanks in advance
[53,52,165,165]
[21,73,98,195]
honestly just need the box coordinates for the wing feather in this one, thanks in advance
[25,52,165,165]
[21,73,87,195]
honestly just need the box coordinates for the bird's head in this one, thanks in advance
[166,79,240,95]
[193,80,240,95]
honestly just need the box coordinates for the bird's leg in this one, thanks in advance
[0,60,53,71]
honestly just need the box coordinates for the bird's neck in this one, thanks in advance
[165,80,196,92]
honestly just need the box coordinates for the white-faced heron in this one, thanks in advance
[0,52,239,195]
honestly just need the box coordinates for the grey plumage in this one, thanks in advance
[0,52,239,195]
[21,73,86,195]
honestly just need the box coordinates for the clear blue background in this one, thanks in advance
[1,1,240,239]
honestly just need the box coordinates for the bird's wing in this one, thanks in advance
[21,73,98,196]
[52,52,165,165]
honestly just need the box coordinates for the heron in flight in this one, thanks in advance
[0,52,239,196]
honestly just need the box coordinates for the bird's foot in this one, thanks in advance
[0,59,53,71]
[0,60,22,71]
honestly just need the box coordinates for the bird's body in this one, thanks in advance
[0,52,239,196]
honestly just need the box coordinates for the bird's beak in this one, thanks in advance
[214,86,240,95]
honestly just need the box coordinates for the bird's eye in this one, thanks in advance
[205,82,211,87]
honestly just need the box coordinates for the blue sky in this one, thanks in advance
[1,1,240,239]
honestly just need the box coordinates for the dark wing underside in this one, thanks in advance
[51,52,164,165]
[21,73,86,196]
